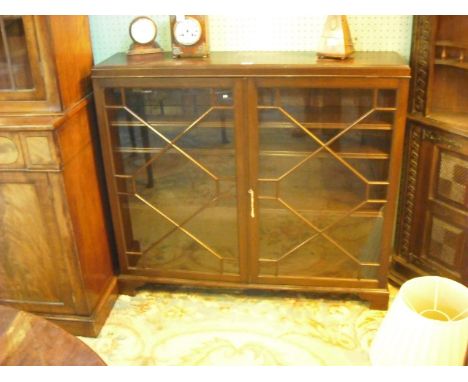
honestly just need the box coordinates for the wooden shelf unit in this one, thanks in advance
[392,16,468,287]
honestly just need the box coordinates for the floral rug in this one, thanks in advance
[79,286,393,366]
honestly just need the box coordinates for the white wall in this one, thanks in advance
[89,15,413,64]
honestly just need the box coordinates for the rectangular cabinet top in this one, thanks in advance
[92,51,410,78]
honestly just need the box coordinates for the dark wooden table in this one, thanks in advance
[0,304,105,365]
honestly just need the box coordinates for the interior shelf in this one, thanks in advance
[259,206,384,218]
[114,146,390,160]
[435,40,468,50]
[426,111,468,130]
[110,120,393,131]
[434,59,468,70]
[119,202,386,219]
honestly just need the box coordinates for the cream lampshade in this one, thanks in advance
[370,276,468,366]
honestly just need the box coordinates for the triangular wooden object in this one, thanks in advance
[317,16,354,59]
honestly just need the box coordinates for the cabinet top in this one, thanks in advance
[92,51,410,78]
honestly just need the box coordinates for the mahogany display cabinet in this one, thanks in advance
[392,16,468,285]
[92,51,410,309]
[0,16,117,337]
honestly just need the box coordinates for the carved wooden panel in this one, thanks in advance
[0,133,24,168]
[21,132,59,169]
[426,214,465,272]
[396,122,422,260]
[0,132,60,170]
[409,16,433,115]
[0,172,78,314]
[436,150,468,209]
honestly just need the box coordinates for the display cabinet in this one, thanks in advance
[0,16,116,337]
[92,51,409,309]
[393,16,468,285]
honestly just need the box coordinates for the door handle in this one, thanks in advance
[248,189,255,218]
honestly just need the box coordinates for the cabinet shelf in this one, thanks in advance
[260,207,385,218]
[426,111,468,132]
[117,199,385,219]
[435,40,468,50]
[261,149,389,159]
[110,119,393,131]
[114,146,390,160]
[434,59,468,70]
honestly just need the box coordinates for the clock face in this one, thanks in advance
[129,17,157,45]
[173,17,202,46]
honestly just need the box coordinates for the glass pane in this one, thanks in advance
[0,23,9,89]
[258,198,315,264]
[326,209,384,279]
[107,87,239,276]
[427,214,462,269]
[346,159,389,182]
[104,88,122,106]
[318,130,392,158]
[257,87,393,280]
[258,197,383,279]
[280,151,368,228]
[260,234,361,279]
[0,16,33,90]
[377,89,396,108]
[258,88,374,126]
[136,227,225,274]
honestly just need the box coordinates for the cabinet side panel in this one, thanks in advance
[48,16,93,110]
[59,102,115,310]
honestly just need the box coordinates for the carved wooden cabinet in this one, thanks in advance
[92,51,409,309]
[393,16,468,285]
[0,16,117,336]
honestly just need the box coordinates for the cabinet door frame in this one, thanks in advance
[245,76,409,288]
[93,77,250,283]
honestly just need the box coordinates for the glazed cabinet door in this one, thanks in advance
[0,16,45,102]
[247,78,405,287]
[0,172,85,314]
[94,78,248,282]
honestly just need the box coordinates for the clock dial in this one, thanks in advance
[173,17,202,46]
[130,17,157,45]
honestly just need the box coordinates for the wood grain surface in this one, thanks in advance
[0,304,105,365]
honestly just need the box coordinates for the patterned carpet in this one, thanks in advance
[79,286,396,366]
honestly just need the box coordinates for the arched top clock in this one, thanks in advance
[127,16,164,60]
